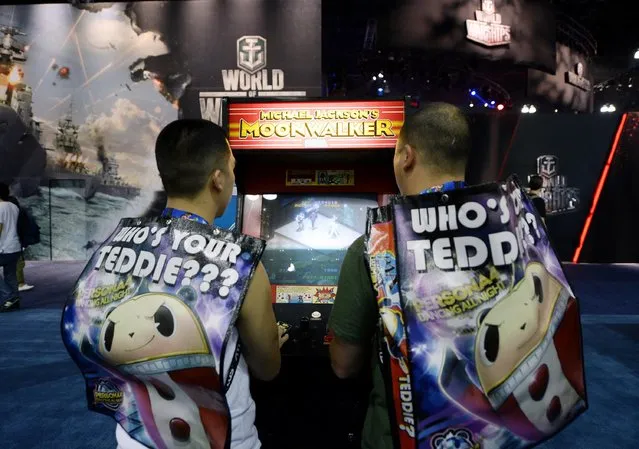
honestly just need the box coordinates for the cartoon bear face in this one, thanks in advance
[474,263,562,393]
[98,293,210,366]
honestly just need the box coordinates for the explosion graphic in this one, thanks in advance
[314,287,336,303]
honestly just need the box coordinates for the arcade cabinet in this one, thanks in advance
[226,99,404,449]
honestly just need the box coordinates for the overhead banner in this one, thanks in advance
[151,0,324,124]
[528,44,593,113]
[379,0,556,73]
[227,100,405,150]
[368,177,587,449]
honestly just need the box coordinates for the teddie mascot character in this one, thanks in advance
[98,291,228,449]
[439,263,585,442]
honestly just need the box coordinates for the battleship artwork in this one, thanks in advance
[40,105,141,201]
[0,25,46,197]
[0,24,141,201]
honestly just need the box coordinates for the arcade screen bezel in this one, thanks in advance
[240,192,380,305]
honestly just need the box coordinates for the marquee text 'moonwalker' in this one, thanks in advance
[238,108,395,139]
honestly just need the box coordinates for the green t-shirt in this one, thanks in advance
[328,235,393,449]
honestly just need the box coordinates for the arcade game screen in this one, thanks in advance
[243,194,379,303]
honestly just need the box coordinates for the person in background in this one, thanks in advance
[115,119,287,449]
[328,103,471,449]
[528,174,547,222]
[0,182,22,312]
[7,195,34,292]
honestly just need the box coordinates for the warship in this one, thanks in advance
[2,25,140,201]
[0,25,27,65]
[96,145,141,199]
[0,25,46,197]
[41,106,100,200]
[42,108,141,201]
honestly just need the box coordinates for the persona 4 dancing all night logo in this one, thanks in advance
[93,380,124,411]
[200,35,306,125]
[532,155,580,215]
[466,0,511,47]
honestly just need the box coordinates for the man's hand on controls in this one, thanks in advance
[278,322,290,348]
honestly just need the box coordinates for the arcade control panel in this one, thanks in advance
[275,303,333,356]
[253,301,370,449]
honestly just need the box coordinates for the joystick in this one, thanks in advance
[277,321,291,337]
[299,317,310,333]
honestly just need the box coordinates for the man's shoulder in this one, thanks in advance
[338,235,375,294]
[348,235,367,254]
[342,235,368,268]
[0,201,19,215]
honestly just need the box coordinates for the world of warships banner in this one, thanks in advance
[0,0,320,260]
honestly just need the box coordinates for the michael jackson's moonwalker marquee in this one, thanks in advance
[367,177,587,449]
[61,216,265,449]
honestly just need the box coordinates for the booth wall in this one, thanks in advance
[579,112,639,263]
[0,0,321,261]
[467,112,623,261]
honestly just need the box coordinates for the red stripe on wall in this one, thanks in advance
[572,113,628,263]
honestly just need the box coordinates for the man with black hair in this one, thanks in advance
[528,174,547,221]
[0,182,21,312]
[116,119,286,449]
[328,103,471,449]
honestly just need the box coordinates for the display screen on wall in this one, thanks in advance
[378,0,556,73]
[227,100,405,150]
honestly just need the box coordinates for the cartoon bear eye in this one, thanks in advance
[478,323,499,365]
[104,321,115,352]
[533,275,543,303]
[154,305,175,337]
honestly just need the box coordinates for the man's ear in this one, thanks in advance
[402,144,417,171]
[210,169,224,192]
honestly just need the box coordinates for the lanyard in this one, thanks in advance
[420,180,466,195]
[161,208,209,225]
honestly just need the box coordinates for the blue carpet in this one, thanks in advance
[1,262,638,448]
[0,309,116,449]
